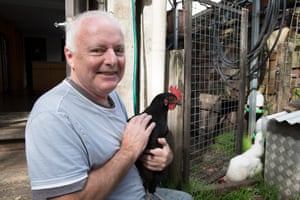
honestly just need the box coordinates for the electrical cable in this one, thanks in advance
[249,0,286,74]
[247,0,275,59]
[213,14,240,66]
[213,0,281,65]
[247,0,282,64]
[206,0,286,83]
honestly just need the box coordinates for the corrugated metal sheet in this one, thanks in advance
[264,110,300,125]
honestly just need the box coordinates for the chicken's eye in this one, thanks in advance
[163,99,169,106]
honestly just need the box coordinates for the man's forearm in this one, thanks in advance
[50,114,154,200]
[50,149,136,200]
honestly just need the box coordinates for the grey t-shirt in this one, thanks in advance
[25,79,145,199]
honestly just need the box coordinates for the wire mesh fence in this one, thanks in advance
[283,1,300,106]
[186,0,248,186]
[261,0,300,114]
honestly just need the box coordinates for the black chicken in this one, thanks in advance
[130,86,182,197]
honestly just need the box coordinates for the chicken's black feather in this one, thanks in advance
[129,92,179,194]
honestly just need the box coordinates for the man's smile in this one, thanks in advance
[97,71,118,75]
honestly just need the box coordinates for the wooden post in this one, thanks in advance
[167,50,185,188]
[277,43,292,112]
[236,8,248,154]
[182,0,192,185]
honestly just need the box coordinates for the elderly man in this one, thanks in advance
[26,10,192,200]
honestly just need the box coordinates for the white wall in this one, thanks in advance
[107,0,135,116]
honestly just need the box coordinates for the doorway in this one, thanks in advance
[24,37,47,91]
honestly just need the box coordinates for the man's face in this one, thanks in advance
[65,16,126,99]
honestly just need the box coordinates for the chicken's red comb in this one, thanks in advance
[169,86,182,100]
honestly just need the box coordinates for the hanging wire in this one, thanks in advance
[249,0,286,74]
[213,12,240,66]
[199,0,286,80]
[258,0,286,69]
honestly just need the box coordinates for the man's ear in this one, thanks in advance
[64,47,74,69]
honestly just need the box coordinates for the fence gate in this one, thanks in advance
[183,0,248,189]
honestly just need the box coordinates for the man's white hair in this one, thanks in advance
[65,10,119,52]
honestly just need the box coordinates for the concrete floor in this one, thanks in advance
[0,125,31,199]
[0,151,31,200]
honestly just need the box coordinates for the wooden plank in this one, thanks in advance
[166,50,185,188]
[277,43,291,112]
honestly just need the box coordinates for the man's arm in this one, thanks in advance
[50,113,155,200]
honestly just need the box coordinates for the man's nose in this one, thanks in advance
[104,49,117,65]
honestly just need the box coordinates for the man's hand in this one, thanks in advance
[121,113,155,160]
[139,138,173,171]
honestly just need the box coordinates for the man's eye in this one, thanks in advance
[115,48,125,56]
[91,48,105,55]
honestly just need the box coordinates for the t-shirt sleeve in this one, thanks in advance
[25,111,89,199]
